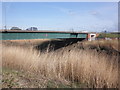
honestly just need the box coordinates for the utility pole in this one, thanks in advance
[4,2,7,30]
[70,28,74,32]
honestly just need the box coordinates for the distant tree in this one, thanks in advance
[104,30,107,38]
[104,30,107,33]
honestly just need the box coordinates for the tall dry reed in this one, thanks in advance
[2,44,118,88]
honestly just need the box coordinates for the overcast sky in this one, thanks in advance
[1,2,118,32]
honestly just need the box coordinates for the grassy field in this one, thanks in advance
[98,33,120,38]
[1,39,119,88]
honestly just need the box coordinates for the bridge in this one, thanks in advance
[1,30,88,40]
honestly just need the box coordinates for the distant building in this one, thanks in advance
[10,27,21,30]
[111,32,120,34]
[81,30,88,33]
[88,33,99,41]
[26,27,38,31]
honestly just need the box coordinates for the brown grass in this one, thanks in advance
[2,39,56,45]
[2,39,119,88]
[82,40,119,52]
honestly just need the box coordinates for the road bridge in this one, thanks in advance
[1,30,88,40]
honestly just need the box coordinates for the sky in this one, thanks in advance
[1,2,118,32]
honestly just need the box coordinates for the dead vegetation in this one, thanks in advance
[2,39,119,88]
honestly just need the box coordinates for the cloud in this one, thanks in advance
[90,3,117,19]
[51,6,78,16]
[91,11,99,16]
[89,4,118,32]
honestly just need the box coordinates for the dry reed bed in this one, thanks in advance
[82,40,119,52]
[2,39,55,46]
[2,43,118,88]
